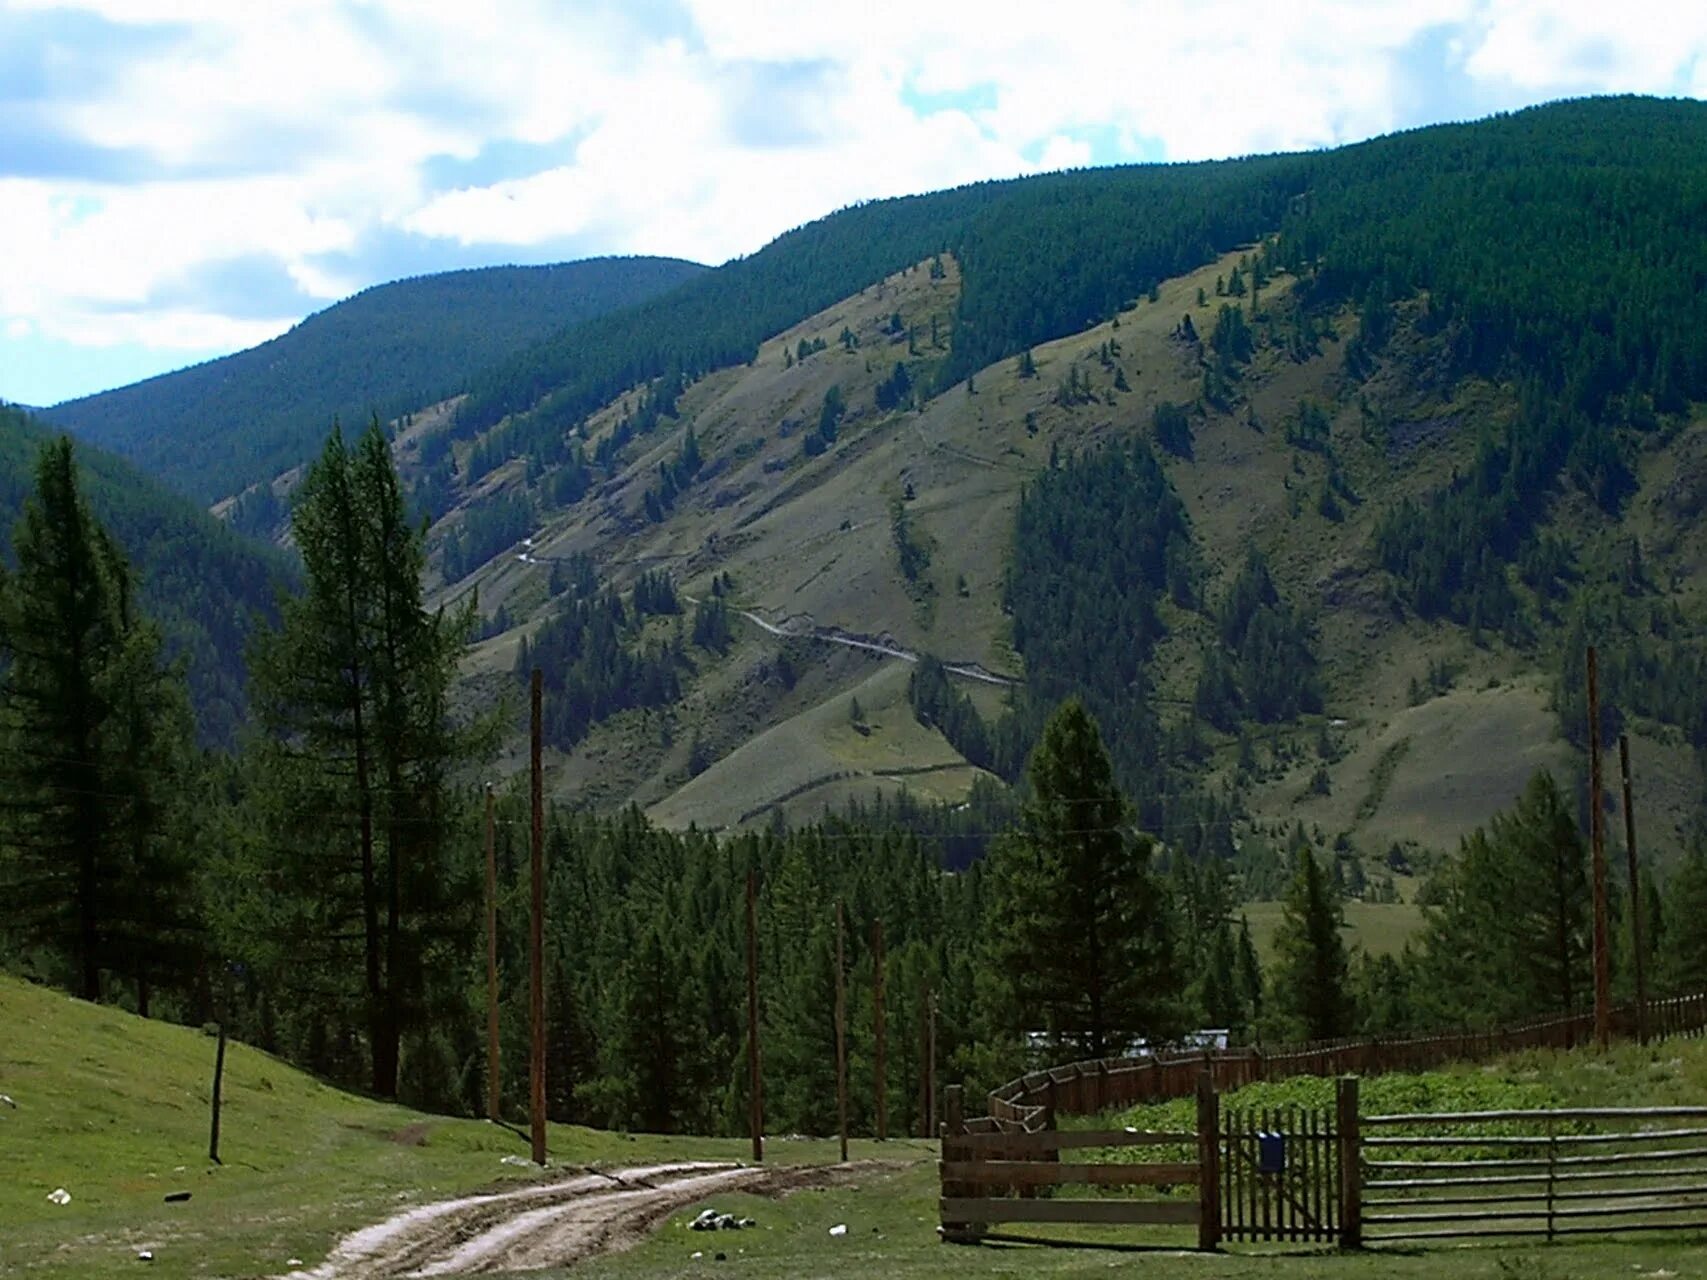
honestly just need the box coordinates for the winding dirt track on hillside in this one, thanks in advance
[690,596,1018,687]
[281,1160,882,1278]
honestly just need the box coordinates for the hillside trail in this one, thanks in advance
[280,1160,884,1277]
[683,594,1018,687]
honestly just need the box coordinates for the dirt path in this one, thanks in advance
[282,1161,879,1278]
[700,598,1019,687]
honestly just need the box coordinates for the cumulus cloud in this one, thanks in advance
[3,0,1705,403]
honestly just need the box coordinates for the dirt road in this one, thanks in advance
[281,1160,876,1277]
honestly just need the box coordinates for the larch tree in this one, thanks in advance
[249,418,482,1099]
[1415,770,1590,1027]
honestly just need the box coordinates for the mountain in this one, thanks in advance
[42,256,707,504]
[0,402,292,746]
[396,96,1707,893]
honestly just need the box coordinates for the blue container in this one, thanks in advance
[1257,1131,1287,1175]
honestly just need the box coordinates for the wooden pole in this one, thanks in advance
[1621,733,1649,1044]
[744,868,764,1162]
[1336,1075,1361,1249]
[529,668,547,1165]
[1588,645,1612,1051]
[918,984,930,1138]
[208,1014,227,1165]
[1196,1071,1221,1251]
[940,1083,969,1242]
[872,917,887,1142]
[927,986,938,1138]
[484,782,500,1122]
[834,900,849,1164]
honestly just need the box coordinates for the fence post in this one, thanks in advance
[941,1084,969,1243]
[1336,1076,1361,1249]
[1197,1071,1221,1251]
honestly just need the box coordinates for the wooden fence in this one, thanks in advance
[1362,1104,1707,1244]
[942,1075,1707,1252]
[986,992,1707,1129]
[938,1079,1215,1248]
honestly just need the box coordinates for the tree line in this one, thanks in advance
[8,422,1707,1134]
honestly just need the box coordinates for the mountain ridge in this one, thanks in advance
[43,255,708,504]
[0,401,293,746]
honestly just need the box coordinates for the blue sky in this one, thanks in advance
[3,0,1705,408]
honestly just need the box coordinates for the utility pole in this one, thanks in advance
[1588,645,1611,1051]
[1621,734,1649,1044]
[872,917,887,1142]
[834,901,849,1164]
[745,868,764,1162]
[529,668,547,1164]
[485,782,500,1122]
[926,985,938,1137]
[918,985,930,1138]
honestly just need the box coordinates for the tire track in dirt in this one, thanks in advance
[282,1160,886,1277]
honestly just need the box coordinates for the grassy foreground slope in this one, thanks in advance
[0,976,904,1279]
[572,1038,1707,1280]
[7,973,1707,1279]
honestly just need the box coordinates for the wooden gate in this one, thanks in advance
[1360,1104,1707,1244]
[939,1081,1213,1247]
[1218,1100,1344,1243]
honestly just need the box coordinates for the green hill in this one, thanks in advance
[0,403,291,746]
[408,96,1707,884]
[43,256,707,504]
[0,973,884,1279]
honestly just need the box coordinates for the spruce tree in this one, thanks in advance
[1270,846,1352,1040]
[0,437,197,1006]
[985,699,1180,1057]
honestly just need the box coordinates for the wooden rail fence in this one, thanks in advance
[986,991,1707,1128]
[943,1075,1707,1252]
[1362,1104,1707,1243]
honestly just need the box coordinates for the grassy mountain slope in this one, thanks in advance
[392,98,1707,889]
[0,404,291,746]
[430,235,1703,885]
[44,256,706,503]
[0,974,884,1279]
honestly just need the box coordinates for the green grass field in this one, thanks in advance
[1240,897,1426,962]
[11,972,1707,1278]
[0,976,897,1279]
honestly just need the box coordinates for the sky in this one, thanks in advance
[2,1,1706,408]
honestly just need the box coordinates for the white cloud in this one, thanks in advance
[3,0,1706,391]
[1464,0,1707,91]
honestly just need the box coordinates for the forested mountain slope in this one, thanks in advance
[405,97,1707,892]
[0,403,291,745]
[44,256,706,504]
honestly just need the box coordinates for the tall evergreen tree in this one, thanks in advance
[249,419,482,1098]
[1415,770,1591,1026]
[1662,846,1707,995]
[0,437,197,1006]
[1269,847,1353,1041]
[985,699,1180,1057]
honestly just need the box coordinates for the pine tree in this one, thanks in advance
[0,437,198,1006]
[985,699,1180,1057]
